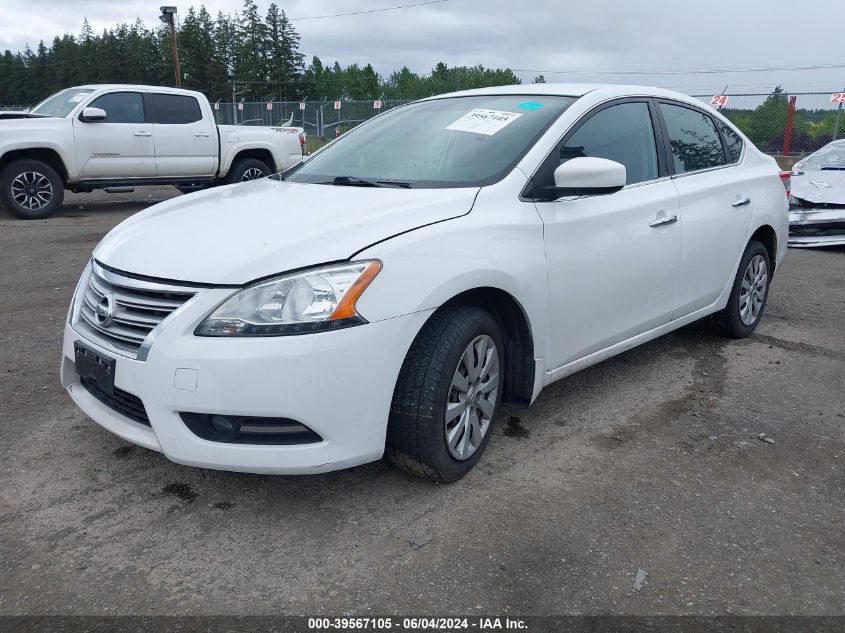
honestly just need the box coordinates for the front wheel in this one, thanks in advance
[387,306,504,482]
[717,240,771,338]
[0,159,64,220]
[224,158,272,184]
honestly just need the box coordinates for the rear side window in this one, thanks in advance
[88,92,144,124]
[152,94,202,124]
[659,103,726,174]
[718,122,743,163]
[561,102,659,185]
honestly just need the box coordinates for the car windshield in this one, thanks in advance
[794,142,845,171]
[30,88,94,117]
[286,95,576,188]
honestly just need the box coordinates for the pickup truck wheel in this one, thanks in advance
[0,159,64,220]
[225,158,272,184]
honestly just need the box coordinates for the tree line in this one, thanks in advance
[0,0,520,106]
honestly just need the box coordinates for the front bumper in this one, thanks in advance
[789,208,845,248]
[61,288,433,474]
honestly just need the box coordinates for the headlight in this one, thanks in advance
[195,260,381,336]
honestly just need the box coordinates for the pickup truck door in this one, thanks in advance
[72,91,156,179]
[150,93,216,177]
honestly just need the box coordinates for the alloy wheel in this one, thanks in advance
[445,334,500,460]
[739,254,768,326]
[241,167,266,181]
[11,171,53,210]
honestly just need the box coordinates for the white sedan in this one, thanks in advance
[61,84,788,482]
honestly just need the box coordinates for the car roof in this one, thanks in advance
[425,83,706,105]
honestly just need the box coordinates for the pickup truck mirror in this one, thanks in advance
[80,107,107,122]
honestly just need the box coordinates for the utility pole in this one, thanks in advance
[159,6,181,87]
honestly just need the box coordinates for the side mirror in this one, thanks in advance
[80,107,107,122]
[539,157,627,199]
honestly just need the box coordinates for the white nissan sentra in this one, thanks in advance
[61,84,788,482]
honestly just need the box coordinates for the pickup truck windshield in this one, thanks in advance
[286,95,575,188]
[30,88,94,117]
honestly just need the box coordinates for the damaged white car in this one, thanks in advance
[789,139,845,247]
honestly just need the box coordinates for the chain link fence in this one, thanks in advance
[4,91,843,157]
[214,99,412,152]
[228,92,845,156]
[692,92,844,156]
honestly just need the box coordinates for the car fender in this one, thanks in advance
[354,172,549,373]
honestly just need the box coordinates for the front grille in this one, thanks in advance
[80,376,150,426]
[77,264,196,358]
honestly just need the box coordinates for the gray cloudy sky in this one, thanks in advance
[0,0,842,94]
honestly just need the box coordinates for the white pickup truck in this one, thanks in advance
[0,84,305,219]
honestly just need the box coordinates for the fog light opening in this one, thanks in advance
[209,415,240,442]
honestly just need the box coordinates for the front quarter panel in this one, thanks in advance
[354,169,548,365]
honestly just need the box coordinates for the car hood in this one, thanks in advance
[791,169,845,205]
[94,178,478,285]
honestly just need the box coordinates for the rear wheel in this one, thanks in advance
[387,306,504,482]
[0,159,64,220]
[225,158,272,184]
[717,240,771,338]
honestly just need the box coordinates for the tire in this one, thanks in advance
[716,240,772,338]
[387,306,505,482]
[0,159,64,220]
[224,158,272,184]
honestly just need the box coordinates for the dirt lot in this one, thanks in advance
[0,188,843,617]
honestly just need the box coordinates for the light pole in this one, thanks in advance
[159,6,181,87]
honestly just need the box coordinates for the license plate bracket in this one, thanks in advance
[74,341,116,395]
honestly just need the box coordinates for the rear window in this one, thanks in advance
[659,103,727,174]
[152,94,202,124]
[718,122,744,163]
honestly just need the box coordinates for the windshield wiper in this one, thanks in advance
[326,176,412,188]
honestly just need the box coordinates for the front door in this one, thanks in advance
[532,100,683,369]
[72,91,156,179]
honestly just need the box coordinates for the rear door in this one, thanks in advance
[656,101,752,315]
[533,99,682,368]
[72,91,156,178]
[150,93,216,177]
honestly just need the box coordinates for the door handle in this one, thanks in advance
[649,214,678,228]
[194,132,211,137]
[731,196,751,207]
[133,131,152,137]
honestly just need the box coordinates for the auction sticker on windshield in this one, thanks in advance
[446,109,522,136]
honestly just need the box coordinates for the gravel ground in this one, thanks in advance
[0,187,843,616]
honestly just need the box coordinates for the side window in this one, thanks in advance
[87,92,144,124]
[561,102,659,185]
[718,121,743,163]
[659,103,727,173]
[152,94,202,124]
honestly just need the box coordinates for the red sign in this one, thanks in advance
[831,93,845,104]
[710,95,729,107]
[299,102,306,110]
[373,100,382,109]
[334,100,342,110]
[266,103,273,111]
